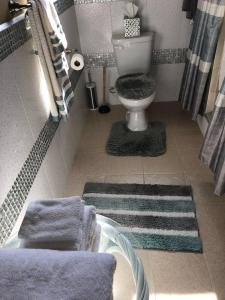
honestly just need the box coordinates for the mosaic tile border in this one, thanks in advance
[0,0,74,63]
[152,48,188,65]
[0,117,59,246]
[84,48,188,68]
[84,52,116,68]
[0,15,31,63]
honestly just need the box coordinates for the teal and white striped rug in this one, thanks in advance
[83,183,202,253]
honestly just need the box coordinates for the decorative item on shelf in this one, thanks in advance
[8,0,32,14]
[123,2,140,38]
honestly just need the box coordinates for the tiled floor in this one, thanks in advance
[65,102,225,300]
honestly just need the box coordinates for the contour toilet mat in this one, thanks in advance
[106,121,166,156]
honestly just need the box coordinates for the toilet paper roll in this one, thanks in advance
[70,53,84,71]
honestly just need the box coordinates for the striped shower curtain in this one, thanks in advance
[179,0,225,120]
[200,78,225,195]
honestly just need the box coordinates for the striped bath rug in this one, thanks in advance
[83,183,202,253]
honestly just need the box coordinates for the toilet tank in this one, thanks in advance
[112,32,154,76]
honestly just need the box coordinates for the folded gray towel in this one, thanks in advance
[19,197,84,244]
[0,248,116,300]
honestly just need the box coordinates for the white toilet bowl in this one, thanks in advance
[118,93,156,131]
[116,73,156,131]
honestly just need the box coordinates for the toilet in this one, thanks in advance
[112,32,156,131]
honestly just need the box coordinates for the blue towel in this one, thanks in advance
[0,248,116,300]
[18,197,100,251]
[19,197,84,247]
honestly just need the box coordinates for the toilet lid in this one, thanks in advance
[116,73,156,100]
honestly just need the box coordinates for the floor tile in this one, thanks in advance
[106,155,143,176]
[112,252,136,300]
[78,125,109,153]
[142,148,183,174]
[148,251,214,300]
[196,204,225,300]
[65,102,225,300]
[174,131,204,150]
[144,173,186,185]
[136,250,157,300]
[105,174,144,184]
[71,151,109,177]
[65,175,105,196]
[178,147,212,176]
[185,173,225,205]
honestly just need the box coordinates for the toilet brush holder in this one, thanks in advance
[86,82,98,111]
[86,70,98,110]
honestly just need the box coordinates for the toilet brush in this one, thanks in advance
[99,65,111,114]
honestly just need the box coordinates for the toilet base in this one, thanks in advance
[127,110,148,131]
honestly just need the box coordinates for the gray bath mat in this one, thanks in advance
[83,182,203,253]
[106,121,166,156]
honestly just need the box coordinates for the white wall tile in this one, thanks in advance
[78,0,192,51]
[110,1,125,35]
[0,171,11,207]
[152,63,185,102]
[28,73,88,201]
[0,6,88,238]
[77,0,192,104]
[75,3,113,53]
[85,63,184,105]
[14,40,50,139]
[41,131,68,198]
[146,0,192,49]
[0,53,35,204]
[57,72,88,173]
[27,164,53,202]
[60,7,82,51]
[85,67,119,106]
[108,67,120,105]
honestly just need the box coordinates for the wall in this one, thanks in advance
[75,0,192,104]
[0,4,88,242]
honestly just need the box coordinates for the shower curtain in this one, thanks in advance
[200,78,225,195]
[206,13,225,113]
[179,0,225,120]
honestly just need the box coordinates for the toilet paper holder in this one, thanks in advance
[65,48,78,55]
[32,48,78,57]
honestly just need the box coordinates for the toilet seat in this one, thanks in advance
[116,73,156,100]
